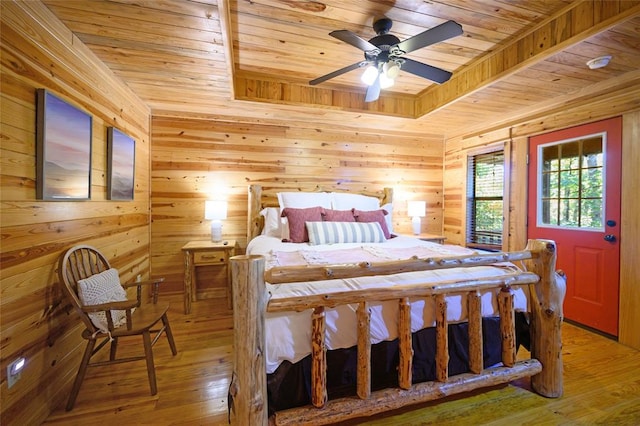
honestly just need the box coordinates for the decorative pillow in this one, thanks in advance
[353,208,391,239]
[331,192,380,211]
[281,206,323,243]
[321,208,355,222]
[306,221,386,245]
[277,192,332,210]
[77,268,129,332]
[260,207,282,237]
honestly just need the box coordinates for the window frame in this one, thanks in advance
[465,145,507,251]
[535,132,607,232]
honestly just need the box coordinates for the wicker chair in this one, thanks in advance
[58,245,177,411]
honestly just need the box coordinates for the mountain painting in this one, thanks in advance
[107,127,135,200]
[36,90,92,200]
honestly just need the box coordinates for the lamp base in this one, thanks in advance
[210,221,223,243]
[412,216,421,235]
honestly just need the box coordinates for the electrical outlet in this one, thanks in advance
[7,357,25,388]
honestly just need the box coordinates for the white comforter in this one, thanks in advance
[246,235,529,373]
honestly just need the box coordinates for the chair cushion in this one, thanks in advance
[77,268,130,332]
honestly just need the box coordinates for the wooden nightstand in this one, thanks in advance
[400,233,447,244]
[181,240,237,314]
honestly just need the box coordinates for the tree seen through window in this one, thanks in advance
[540,136,603,229]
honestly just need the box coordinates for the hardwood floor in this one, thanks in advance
[43,294,640,425]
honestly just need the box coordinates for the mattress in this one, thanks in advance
[247,235,529,374]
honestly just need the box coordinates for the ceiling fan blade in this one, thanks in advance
[401,58,452,84]
[394,20,463,54]
[309,61,367,85]
[365,75,381,102]
[330,30,379,52]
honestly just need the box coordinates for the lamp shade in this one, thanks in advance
[360,65,378,86]
[204,200,227,220]
[383,61,400,79]
[379,72,395,89]
[407,200,426,218]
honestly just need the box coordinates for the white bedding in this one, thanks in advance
[246,235,529,373]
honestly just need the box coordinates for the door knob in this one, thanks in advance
[604,234,616,242]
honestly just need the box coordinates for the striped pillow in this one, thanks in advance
[306,221,386,245]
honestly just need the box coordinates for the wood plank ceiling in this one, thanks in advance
[41,0,640,138]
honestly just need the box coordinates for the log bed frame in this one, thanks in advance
[229,185,564,425]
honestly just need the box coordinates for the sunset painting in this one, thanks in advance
[107,127,135,200]
[36,90,92,200]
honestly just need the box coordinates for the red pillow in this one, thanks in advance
[281,206,323,243]
[353,209,391,239]
[321,208,355,222]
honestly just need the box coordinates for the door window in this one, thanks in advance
[538,134,604,230]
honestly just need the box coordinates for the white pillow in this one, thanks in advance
[306,221,386,245]
[331,192,380,211]
[277,192,332,210]
[381,202,394,234]
[280,217,290,241]
[77,268,129,332]
[260,207,282,237]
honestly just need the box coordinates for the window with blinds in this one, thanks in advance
[466,150,504,248]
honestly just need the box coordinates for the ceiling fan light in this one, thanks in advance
[383,62,400,79]
[360,66,378,86]
[379,73,394,89]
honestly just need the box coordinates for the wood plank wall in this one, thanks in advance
[620,110,640,350]
[2,3,639,426]
[0,2,151,424]
[442,84,640,349]
[150,116,444,293]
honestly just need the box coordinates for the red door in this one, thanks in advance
[528,117,622,336]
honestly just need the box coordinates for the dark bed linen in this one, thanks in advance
[267,314,530,413]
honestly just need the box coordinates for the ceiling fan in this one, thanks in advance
[309,18,463,102]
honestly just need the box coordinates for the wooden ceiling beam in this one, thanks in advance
[224,1,640,119]
[218,0,236,100]
[415,1,640,117]
[233,71,417,118]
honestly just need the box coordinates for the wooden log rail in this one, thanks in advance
[267,273,535,410]
[230,240,564,425]
[265,250,533,284]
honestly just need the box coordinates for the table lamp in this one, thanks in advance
[204,200,228,242]
[407,200,426,235]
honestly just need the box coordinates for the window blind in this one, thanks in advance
[467,150,504,247]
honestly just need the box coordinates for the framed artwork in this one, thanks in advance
[36,89,92,200]
[107,127,135,200]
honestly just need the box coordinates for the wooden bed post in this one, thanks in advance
[398,297,413,389]
[356,301,371,399]
[498,287,516,368]
[523,239,565,398]
[467,291,483,374]
[248,185,263,242]
[229,255,268,425]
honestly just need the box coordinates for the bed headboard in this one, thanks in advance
[247,184,394,242]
